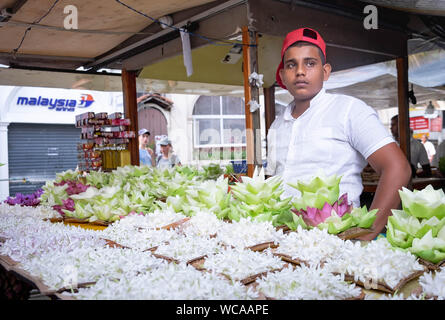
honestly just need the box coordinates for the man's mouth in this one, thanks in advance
[293,80,309,87]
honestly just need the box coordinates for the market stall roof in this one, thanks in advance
[133,0,445,89]
[0,0,444,82]
[0,0,217,69]
[360,0,445,16]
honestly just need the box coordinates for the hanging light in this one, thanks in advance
[424,101,438,118]
[158,15,173,29]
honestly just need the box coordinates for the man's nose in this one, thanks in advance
[295,63,305,76]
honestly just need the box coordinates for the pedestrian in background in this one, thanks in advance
[138,129,155,166]
[156,138,181,169]
[421,134,436,164]
[390,116,431,178]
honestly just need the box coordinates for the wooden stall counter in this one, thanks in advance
[363,177,445,193]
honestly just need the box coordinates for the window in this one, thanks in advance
[193,96,246,160]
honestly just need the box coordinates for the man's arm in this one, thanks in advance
[147,148,156,167]
[358,142,412,241]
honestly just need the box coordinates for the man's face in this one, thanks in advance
[139,134,149,145]
[279,45,331,101]
[161,144,170,153]
[390,118,398,139]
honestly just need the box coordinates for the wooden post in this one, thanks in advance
[121,69,139,166]
[396,56,411,163]
[263,86,276,149]
[242,26,262,177]
[396,53,412,189]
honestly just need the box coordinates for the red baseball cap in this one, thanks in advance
[276,27,326,89]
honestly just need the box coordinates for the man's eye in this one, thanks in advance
[286,63,295,69]
[306,61,315,67]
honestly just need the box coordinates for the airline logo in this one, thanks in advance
[16,93,95,112]
[78,94,95,108]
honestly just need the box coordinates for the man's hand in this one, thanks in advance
[357,143,411,241]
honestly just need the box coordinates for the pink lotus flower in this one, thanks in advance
[62,198,75,211]
[52,198,75,216]
[292,193,352,227]
[54,180,90,196]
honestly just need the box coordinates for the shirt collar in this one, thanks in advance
[283,88,326,121]
[283,101,295,121]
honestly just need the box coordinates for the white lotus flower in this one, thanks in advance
[398,185,445,219]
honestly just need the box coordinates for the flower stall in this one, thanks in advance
[1,166,444,300]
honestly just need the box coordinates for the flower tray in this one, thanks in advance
[272,253,311,267]
[247,241,279,252]
[156,217,191,231]
[63,217,111,226]
[42,281,96,296]
[410,286,439,300]
[334,269,426,294]
[417,258,445,271]
[43,217,64,223]
[239,268,284,286]
[275,225,291,233]
[186,255,284,286]
[337,227,374,240]
[101,238,130,249]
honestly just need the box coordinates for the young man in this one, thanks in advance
[138,128,155,167]
[266,27,411,240]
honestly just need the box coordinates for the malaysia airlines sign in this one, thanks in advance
[16,93,95,112]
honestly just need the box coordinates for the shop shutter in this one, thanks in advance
[8,123,80,196]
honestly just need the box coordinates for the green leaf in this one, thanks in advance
[413,250,445,264]
[254,212,274,223]
[386,218,414,249]
[409,230,445,259]
[228,206,241,222]
[288,173,342,210]
[415,216,442,239]
[389,209,421,236]
[327,215,354,234]
[350,207,378,229]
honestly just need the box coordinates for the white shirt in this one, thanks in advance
[266,88,394,208]
[422,140,436,160]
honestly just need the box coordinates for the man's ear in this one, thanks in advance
[279,68,285,85]
[323,63,332,81]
